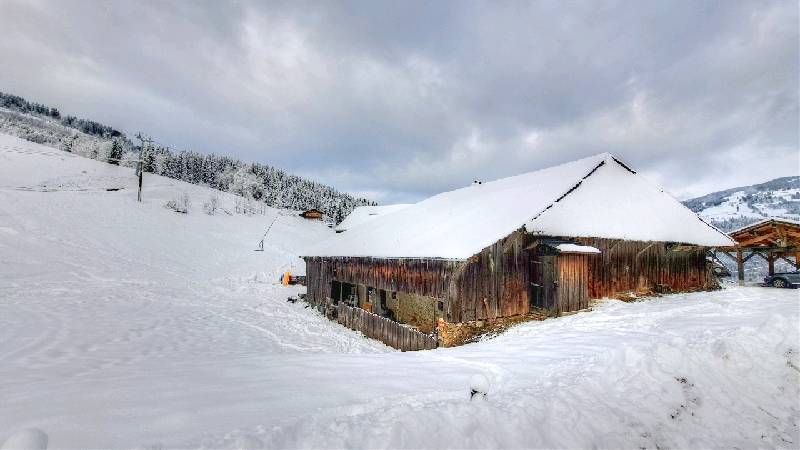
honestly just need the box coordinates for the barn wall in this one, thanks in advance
[571,237,710,298]
[304,256,461,308]
[305,234,711,326]
[447,230,530,322]
[303,230,532,323]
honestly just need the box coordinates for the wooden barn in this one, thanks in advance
[302,153,733,348]
[299,209,324,220]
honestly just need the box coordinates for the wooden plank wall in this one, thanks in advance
[573,237,708,298]
[304,256,460,307]
[336,303,438,351]
[305,230,531,323]
[305,234,710,326]
[447,230,530,322]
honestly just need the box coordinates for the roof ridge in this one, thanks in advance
[526,158,609,225]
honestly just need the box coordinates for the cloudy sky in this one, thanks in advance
[1,0,797,203]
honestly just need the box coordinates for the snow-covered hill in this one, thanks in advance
[1,133,798,449]
[684,176,800,232]
[0,91,375,222]
[683,176,800,281]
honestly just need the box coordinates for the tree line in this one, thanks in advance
[138,144,374,223]
[1,91,123,139]
[0,91,374,222]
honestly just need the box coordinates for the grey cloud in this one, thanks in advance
[0,0,796,204]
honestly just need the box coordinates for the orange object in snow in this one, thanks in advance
[282,271,291,286]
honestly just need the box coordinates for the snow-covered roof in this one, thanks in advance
[335,204,413,232]
[305,153,734,259]
[728,217,800,235]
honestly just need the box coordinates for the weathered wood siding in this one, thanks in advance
[446,230,530,322]
[336,303,437,351]
[305,256,460,307]
[305,233,711,326]
[571,237,708,298]
[304,231,531,323]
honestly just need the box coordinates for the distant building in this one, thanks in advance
[302,153,733,347]
[299,209,324,220]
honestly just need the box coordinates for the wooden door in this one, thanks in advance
[555,254,589,313]
[531,255,557,312]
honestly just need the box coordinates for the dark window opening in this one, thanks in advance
[380,290,388,310]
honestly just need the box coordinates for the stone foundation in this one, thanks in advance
[387,292,437,333]
[437,313,548,347]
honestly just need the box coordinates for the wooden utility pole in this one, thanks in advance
[134,133,152,202]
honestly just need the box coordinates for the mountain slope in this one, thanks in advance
[0,91,374,221]
[683,176,800,232]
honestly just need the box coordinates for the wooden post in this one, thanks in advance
[134,133,152,203]
[767,252,774,276]
[137,161,143,202]
[736,247,745,286]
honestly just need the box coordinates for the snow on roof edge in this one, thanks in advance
[727,217,800,235]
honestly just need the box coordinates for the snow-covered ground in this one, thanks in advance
[1,134,799,449]
[699,191,771,221]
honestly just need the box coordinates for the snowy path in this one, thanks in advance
[1,134,798,449]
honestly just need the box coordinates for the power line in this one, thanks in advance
[255,211,290,251]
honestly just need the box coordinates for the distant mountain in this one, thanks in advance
[0,91,374,222]
[683,176,800,232]
[683,176,800,281]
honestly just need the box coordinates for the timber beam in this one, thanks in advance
[737,248,745,286]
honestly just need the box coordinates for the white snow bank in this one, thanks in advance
[206,287,799,450]
[1,429,48,450]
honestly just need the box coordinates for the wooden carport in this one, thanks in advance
[716,218,800,285]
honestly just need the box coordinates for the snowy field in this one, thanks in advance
[1,133,799,449]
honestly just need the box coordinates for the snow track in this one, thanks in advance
[0,134,798,449]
